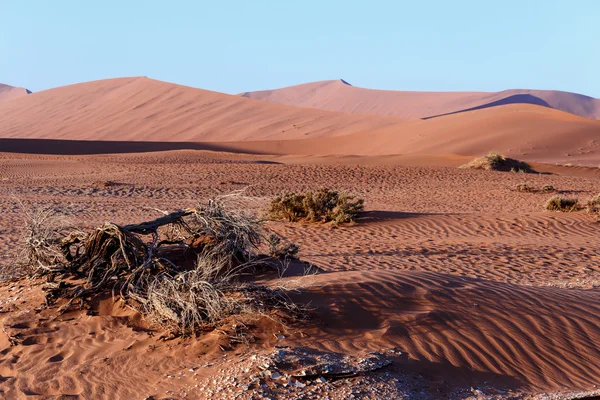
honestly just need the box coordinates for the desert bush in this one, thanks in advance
[588,193,600,207]
[515,182,534,192]
[12,202,85,277]
[18,195,311,336]
[459,152,534,173]
[136,253,236,333]
[269,188,364,224]
[584,193,600,215]
[541,184,555,193]
[544,195,580,212]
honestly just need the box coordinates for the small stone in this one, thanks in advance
[294,380,306,388]
[271,372,282,380]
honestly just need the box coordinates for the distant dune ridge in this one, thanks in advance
[0,77,406,142]
[1,77,600,165]
[0,83,31,103]
[241,79,600,120]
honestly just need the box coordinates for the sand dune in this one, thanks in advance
[2,78,600,166]
[204,104,600,165]
[0,77,406,142]
[0,83,30,104]
[297,270,600,390]
[241,79,600,120]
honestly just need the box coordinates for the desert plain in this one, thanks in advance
[0,78,600,399]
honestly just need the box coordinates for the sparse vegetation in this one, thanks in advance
[544,195,580,212]
[268,188,364,224]
[266,233,300,259]
[541,184,555,193]
[12,201,84,277]
[16,195,311,336]
[515,182,535,192]
[460,152,534,173]
[585,193,600,216]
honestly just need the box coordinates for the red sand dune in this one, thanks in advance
[0,77,406,142]
[241,79,600,120]
[2,77,600,166]
[0,83,30,104]
[226,104,600,165]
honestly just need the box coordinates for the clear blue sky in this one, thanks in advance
[2,1,599,96]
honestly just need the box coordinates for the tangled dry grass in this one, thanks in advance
[460,152,534,173]
[14,194,309,336]
[268,188,364,225]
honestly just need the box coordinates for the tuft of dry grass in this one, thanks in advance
[585,193,600,217]
[541,184,555,193]
[544,195,580,212]
[460,152,534,173]
[515,182,535,192]
[11,201,85,278]
[588,193,600,208]
[268,188,364,225]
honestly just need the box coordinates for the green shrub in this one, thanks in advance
[544,195,580,212]
[269,189,364,224]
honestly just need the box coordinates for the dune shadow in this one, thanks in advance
[390,357,524,394]
[0,138,271,156]
[423,93,552,120]
[359,210,441,224]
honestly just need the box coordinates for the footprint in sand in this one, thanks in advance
[47,350,74,363]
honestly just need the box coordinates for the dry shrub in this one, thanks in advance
[541,184,555,193]
[137,254,237,333]
[585,193,600,216]
[269,188,364,224]
[12,202,84,278]
[266,233,300,259]
[460,152,534,173]
[17,194,311,336]
[544,195,580,212]
[515,182,534,192]
[588,193,600,208]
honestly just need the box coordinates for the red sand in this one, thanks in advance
[1,76,600,398]
[0,77,406,142]
[2,78,600,166]
[218,104,600,165]
[242,79,600,120]
[0,83,30,104]
[1,151,600,398]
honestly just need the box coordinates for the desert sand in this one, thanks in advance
[2,78,600,166]
[1,78,600,399]
[242,79,600,120]
[0,77,406,142]
[0,84,30,104]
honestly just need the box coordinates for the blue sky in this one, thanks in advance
[2,1,599,96]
